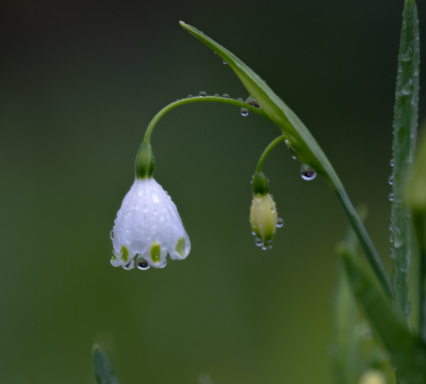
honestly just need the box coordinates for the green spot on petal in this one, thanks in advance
[121,245,129,262]
[111,254,116,262]
[176,237,186,256]
[151,242,161,264]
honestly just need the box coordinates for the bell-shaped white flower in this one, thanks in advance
[110,178,190,270]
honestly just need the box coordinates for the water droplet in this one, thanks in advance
[388,175,394,185]
[137,259,150,270]
[214,93,219,97]
[160,260,167,268]
[237,98,243,102]
[390,235,394,243]
[222,93,230,99]
[300,164,317,181]
[390,159,394,167]
[389,193,394,201]
[110,230,114,240]
[255,237,263,247]
[188,94,193,98]
[402,79,413,95]
[199,91,207,97]
[152,192,160,203]
[401,47,412,62]
[123,262,134,270]
[248,99,261,108]
[389,224,393,231]
[223,61,227,65]
[261,246,267,250]
[276,218,284,228]
[251,231,256,236]
[241,108,249,116]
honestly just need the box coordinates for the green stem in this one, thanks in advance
[330,178,393,299]
[413,213,426,341]
[143,96,271,143]
[256,136,285,172]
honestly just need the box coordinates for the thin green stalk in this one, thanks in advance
[413,214,426,341]
[256,136,285,172]
[331,180,393,299]
[143,96,270,143]
[391,0,420,325]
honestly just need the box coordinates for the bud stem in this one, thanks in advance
[256,135,285,173]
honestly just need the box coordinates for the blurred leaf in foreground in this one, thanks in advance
[93,345,120,384]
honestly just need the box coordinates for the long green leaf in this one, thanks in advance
[408,122,426,341]
[180,21,392,298]
[391,0,420,325]
[342,252,426,384]
[93,345,120,384]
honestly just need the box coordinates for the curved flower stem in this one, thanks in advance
[256,135,286,173]
[329,177,393,299]
[143,96,271,143]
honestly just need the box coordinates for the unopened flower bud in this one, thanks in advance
[250,172,278,249]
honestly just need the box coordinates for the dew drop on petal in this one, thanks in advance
[199,91,206,97]
[241,108,249,117]
[276,218,284,228]
[123,262,134,270]
[390,159,395,167]
[255,237,263,247]
[110,230,114,240]
[137,259,150,270]
[160,260,167,268]
[388,175,394,185]
[389,193,394,201]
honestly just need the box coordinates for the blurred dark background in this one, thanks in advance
[0,0,425,383]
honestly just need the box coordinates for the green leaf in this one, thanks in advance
[93,345,120,384]
[342,252,426,384]
[408,121,426,340]
[180,21,392,298]
[391,0,420,326]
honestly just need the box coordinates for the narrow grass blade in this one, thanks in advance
[333,207,366,384]
[408,123,426,340]
[342,252,426,384]
[93,345,120,384]
[391,0,420,325]
[180,21,392,298]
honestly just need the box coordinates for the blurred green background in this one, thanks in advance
[1,0,425,383]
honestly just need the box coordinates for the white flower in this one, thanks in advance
[110,178,190,270]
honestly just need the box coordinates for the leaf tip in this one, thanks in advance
[179,20,187,28]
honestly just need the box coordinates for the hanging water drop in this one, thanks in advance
[276,218,284,228]
[123,261,134,270]
[390,159,394,167]
[300,164,317,181]
[214,93,220,97]
[222,93,230,98]
[110,230,114,240]
[241,108,249,117]
[199,91,207,97]
[255,237,263,247]
[388,175,394,185]
[137,259,150,270]
[389,193,394,201]
[223,61,228,65]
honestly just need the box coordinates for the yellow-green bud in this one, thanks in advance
[250,193,279,249]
